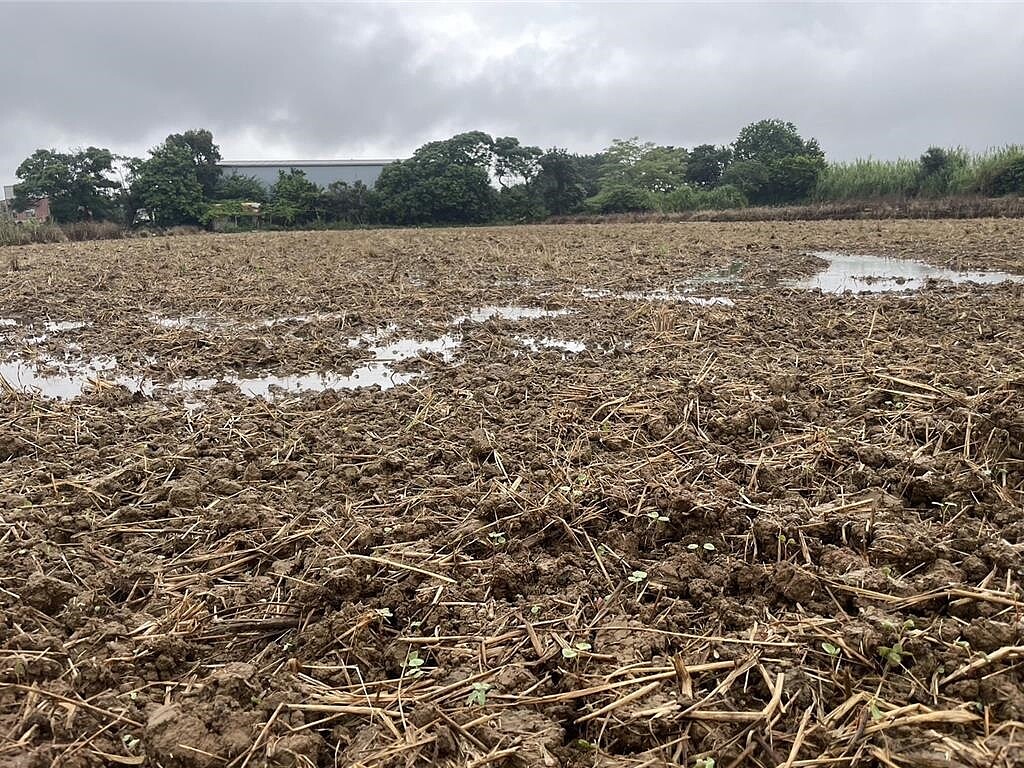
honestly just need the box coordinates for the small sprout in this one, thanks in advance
[647,509,670,523]
[404,650,427,677]
[487,531,507,546]
[902,619,915,631]
[870,700,884,721]
[821,642,840,658]
[374,607,393,620]
[128,690,138,701]
[695,759,716,768]
[572,739,596,751]
[878,643,903,667]
[687,543,699,551]
[628,570,648,584]
[121,734,141,752]
[530,604,542,616]
[702,542,716,551]
[466,682,491,706]
[561,641,591,660]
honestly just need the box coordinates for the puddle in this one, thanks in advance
[225,331,464,399]
[582,288,734,306]
[371,334,462,362]
[794,252,1024,294]
[256,312,349,328]
[3,310,584,401]
[517,336,587,353]
[227,366,418,399]
[44,321,88,332]
[452,305,572,324]
[150,313,225,330]
[0,356,124,399]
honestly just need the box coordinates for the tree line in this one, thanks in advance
[10,120,1024,229]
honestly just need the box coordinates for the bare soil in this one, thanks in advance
[2,220,1024,767]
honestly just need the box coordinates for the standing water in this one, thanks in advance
[793,252,1024,294]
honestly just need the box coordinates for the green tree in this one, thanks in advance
[720,160,770,202]
[270,170,321,225]
[685,144,732,188]
[584,184,654,214]
[916,146,967,197]
[374,132,498,225]
[215,173,268,203]
[165,129,222,199]
[492,136,543,189]
[13,147,120,222]
[320,180,376,224]
[535,148,586,215]
[497,185,547,222]
[599,138,687,192]
[733,119,822,164]
[129,144,205,226]
[575,153,606,198]
[728,119,825,204]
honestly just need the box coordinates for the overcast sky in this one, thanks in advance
[3,2,1023,185]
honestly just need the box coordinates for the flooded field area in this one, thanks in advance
[2,219,1024,767]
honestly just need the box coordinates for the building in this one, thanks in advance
[217,159,399,191]
[1,184,50,223]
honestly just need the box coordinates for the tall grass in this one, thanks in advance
[60,220,124,241]
[0,219,126,247]
[813,158,920,201]
[0,219,66,247]
[814,145,1024,202]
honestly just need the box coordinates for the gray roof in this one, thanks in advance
[218,159,400,167]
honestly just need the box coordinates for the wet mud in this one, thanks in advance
[2,220,1024,767]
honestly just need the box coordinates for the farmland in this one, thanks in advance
[2,219,1024,767]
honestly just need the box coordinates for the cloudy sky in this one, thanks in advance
[3,2,1023,185]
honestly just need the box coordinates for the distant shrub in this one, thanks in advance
[0,219,67,246]
[61,221,123,241]
[584,184,654,213]
[165,225,203,237]
[697,184,747,210]
[982,155,1024,196]
[662,186,699,212]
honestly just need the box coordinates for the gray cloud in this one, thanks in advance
[3,2,1023,184]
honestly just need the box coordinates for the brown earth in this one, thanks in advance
[1,220,1024,767]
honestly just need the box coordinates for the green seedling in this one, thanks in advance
[628,570,648,584]
[562,641,592,659]
[821,641,841,658]
[878,618,915,668]
[647,510,670,523]
[487,531,507,546]
[695,758,716,768]
[869,699,884,722]
[404,650,427,677]
[466,682,491,706]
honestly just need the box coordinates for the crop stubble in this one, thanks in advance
[1,220,1023,767]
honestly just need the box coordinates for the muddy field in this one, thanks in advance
[2,220,1024,767]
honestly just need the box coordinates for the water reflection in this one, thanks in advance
[793,252,1024,294]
